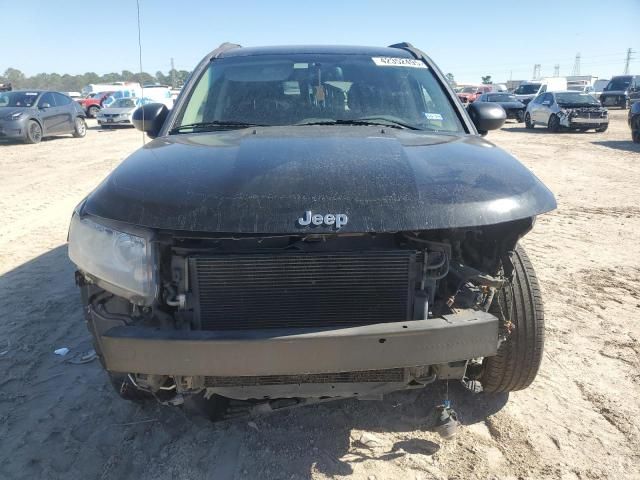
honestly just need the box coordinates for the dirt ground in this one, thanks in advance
[1,111,639,480]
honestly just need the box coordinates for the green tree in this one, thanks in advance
[3,68,25,88]
[481,75,493,85]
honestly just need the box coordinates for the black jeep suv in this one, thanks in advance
[68,43,556,412]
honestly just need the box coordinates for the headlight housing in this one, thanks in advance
[68,215,157,304]
[5,111,23,121]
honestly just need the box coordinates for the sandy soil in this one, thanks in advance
[1,113,639,480]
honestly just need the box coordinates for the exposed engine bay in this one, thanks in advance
[80,217,534,408]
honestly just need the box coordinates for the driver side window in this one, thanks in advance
[38,92,55,108]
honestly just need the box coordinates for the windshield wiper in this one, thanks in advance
[170,121,267,134]
[297,118,421,130]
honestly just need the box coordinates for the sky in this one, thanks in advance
[1,0,639,83]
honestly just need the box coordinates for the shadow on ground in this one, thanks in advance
[0,246,509,480]
[592,140,640,153]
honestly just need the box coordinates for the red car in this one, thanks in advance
[457,85,492,104]
[76,91,114,118]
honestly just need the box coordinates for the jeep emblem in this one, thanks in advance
[298,211,348,229]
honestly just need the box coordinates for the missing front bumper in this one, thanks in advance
[91,309,499,377]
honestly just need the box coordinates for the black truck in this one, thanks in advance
[68,43,556,413]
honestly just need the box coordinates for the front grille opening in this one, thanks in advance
[204,368,406,387]
[191,251,415,330]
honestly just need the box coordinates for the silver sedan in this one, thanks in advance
[524,91,609,132]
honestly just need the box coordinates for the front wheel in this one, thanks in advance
[72,117,87,137]
[25,120,42,144]
[595,125,608,133]
[516,110,525,123]
[87,105,100,117]
[480,245,545,393]
[547,114,560,133]
[524,113,534,129]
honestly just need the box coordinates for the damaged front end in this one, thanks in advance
[74,214,534,407]
[557,105,609,129]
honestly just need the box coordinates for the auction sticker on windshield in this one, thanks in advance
[372,57,427,68]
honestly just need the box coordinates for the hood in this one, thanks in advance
[100,107,135,115]
[83,126,556,234]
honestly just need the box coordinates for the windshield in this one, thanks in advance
[0,91,40,107]
[605,77,631,91]
[486,94,517,102]
[555,92,599,105]
[514,84,541,95]
[174,53,464,133]
[111,98,136,108]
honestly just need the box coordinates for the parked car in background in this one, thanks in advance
[457,85,492,104]
[66,91,82,99]
[525,91,608,132]
[514,78,567,106]
[0,82,12,92]
[0,90,86,143]
[81,82,141,97]
[599,75,640,109]
[96,97,153,128]
[592,79,609,98]
[476,92,525,122]
[77,91,114,118]
[567,84,595,94]
[629,101,640,143]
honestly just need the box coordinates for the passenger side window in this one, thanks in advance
[38,92,56,108]
[53,93,71,106]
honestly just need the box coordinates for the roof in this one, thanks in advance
[219,44,416,58]
[6,89,47,93]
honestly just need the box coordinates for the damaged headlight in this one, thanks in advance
[68,215,157,304]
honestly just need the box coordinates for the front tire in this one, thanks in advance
[72,117,87,137]
[595,125,608,133]
[524,113,534,129]
[87,105,100,117]
[25,120,43,144]
[480,245,545,393]
[547,114,560,132]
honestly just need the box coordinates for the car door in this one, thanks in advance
[52,93,75,133]
[537,93,553,124]
[528,95,543,123]
[37,92,59,134]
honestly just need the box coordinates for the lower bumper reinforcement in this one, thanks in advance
[94,310,499,377]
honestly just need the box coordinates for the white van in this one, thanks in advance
[514,77,567,105]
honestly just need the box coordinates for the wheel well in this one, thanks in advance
[28,118,43,131]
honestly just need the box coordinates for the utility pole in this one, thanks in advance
[553,64,560,77]
[624,48,634,74]
[532,64,541,80]
[170,57,176,88]
[572,53,581,76]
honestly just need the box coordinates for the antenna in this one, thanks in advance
[624,48,634,74]
[136,0,145,145]
[572,53,581,76]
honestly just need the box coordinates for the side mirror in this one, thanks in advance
[467,102,506,135]
[132,103,169,138]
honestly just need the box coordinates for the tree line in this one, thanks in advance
[0,68,191,92]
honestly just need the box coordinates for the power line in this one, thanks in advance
[624,48,635,74]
